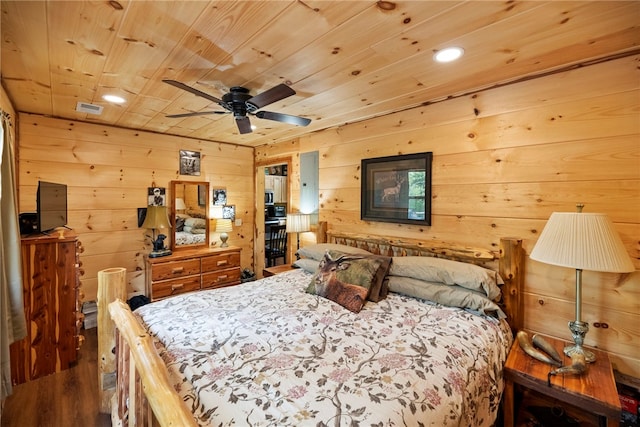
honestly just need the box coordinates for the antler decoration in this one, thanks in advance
[517,331,588,377]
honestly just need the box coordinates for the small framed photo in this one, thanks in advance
[179,149,201,176]
[222,205,235,221]
[148,187,166,206]
[213,188,227,205]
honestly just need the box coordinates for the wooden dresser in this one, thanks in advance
[10,232,83,385]
[145,246,242,301]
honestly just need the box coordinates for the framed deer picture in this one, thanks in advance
[361,152,432,225]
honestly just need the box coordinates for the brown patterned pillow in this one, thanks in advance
[305,250,390,312]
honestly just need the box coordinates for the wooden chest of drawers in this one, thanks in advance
[145,246,241,301]
[11,232,83,385]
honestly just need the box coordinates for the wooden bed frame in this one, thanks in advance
[107,229,523,426]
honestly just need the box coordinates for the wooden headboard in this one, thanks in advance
[326,231,524,332]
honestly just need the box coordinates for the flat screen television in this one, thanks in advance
[37,181,68,232]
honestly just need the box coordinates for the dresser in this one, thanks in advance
[10,232,83,385]
[145,246,242,301]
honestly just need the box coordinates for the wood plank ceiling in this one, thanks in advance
[1,1,638,147]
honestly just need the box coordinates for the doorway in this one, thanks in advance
[255,157,291,277]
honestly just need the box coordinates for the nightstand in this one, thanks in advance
[503,332,621,427]
[263,264,297,277]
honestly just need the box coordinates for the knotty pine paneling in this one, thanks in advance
[256,55,640,378]
[17,114,255,302]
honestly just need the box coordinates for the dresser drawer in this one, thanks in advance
[151,259,201,281]
[201,252,240,272]
[152,275,201,299]
[202,268,241,290]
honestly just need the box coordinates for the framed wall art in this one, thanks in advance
[213,188,227,205]
[179,149,201,176]
[148,187,166,206]
[361,152,432,225]
[222,205,236,221]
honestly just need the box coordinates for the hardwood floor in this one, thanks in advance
[1,328,111,427]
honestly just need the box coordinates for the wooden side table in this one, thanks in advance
[503,332,621,427]
[263,264,297,277]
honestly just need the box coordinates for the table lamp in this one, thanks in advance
[530,204,634,362]
[286,213,311,255]
[175,197,186,213]
[141,205,172,258]
[215,218,233,247]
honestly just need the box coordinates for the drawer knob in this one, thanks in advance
[217,275,228,281]
[171,267,184,274]
[171,283,185,292]
[216,260,228,266]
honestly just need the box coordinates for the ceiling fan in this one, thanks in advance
[163,79,311,134]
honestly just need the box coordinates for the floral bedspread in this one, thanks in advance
[174,231,206,246]
[135,269,513,427]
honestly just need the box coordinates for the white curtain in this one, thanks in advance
[0,111,26,405]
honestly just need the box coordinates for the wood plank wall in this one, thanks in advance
[256,55,640,378]
[16,115,255,303]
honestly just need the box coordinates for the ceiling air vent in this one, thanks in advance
[76,101,103,115]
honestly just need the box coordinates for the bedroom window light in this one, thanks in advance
[433,47,464,63]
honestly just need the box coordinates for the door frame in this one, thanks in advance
[255,156,292,277]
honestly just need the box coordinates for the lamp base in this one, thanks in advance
[220,232,229,248]
[566,319,595,363]
[563,344,596,363]
[148,249,172,258]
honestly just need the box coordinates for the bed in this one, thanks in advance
[108,229,523,427]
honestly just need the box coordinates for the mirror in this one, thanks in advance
[170,180,210,251]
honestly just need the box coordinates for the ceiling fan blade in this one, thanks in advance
[255,110,311,127]
[246,84,296,110]
[163,79,225,105]
[166,111,228,118]
[236,116,252,134]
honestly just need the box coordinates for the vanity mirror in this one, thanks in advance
[170,180,210,251]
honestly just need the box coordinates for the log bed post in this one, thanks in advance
[109,299,198,427]
[97,267,127,413]
[499,238,524,332]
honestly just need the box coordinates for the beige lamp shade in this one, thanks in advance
[214,218,233,233]
[286,213,311,233]
[175,198,186,211]
[141,206,171,230]
[530,212,634,273]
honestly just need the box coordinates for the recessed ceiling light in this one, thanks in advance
[433,47,464,63]
[102,94,126,104]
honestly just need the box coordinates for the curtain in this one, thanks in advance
[0,110,26,404]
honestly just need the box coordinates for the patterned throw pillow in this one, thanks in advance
[306,250,390,313]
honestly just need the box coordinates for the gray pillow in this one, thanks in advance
[386,275,506,319]
[389,256,503,301]
[297,243,372,261]
[292,258,319,273]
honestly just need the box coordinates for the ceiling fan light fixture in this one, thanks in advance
[102,94,126,104]
[433,47,464,63]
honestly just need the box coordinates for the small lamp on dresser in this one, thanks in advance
[215,219,233,248]
[286,213,311,255]
[141,205,172,258]
[530,204,634,363]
